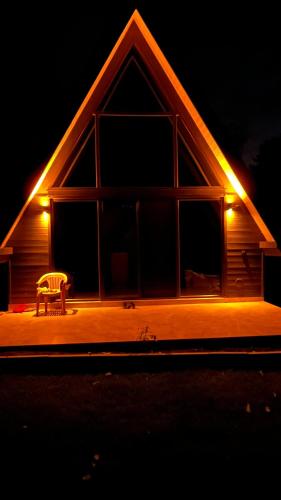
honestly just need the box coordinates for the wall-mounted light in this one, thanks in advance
[38,196,50,224]
[226,198,240,220]
[39,196,50,208]
[226,201,240,210]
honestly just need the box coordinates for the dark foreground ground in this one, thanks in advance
[1,358,281,494]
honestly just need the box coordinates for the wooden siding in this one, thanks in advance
[225,200,264,297]
[7,200,49,303]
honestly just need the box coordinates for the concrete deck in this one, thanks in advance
[0,301,281,348]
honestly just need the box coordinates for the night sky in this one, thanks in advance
[1,2,280,243]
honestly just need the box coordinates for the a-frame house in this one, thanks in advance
[0,10,279,308]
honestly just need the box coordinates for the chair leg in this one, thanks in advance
[36,295,40,316]
[44,297,48,315]
[61,290,66,315]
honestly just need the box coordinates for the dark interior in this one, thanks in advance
[180,201,222,295]
[178,135,208,186]
[101,201,139,297]
[51,55,222,300]
[63,130,96,187]
[53,202,99,297]
[140,200,177,297]
[100,116,174,187]
[101,56,165,113]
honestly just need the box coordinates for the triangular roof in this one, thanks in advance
[1,9,277,249]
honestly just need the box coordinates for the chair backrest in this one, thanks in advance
[37,272,68,291]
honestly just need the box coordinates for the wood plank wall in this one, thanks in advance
[8,200,49,304]
[225,201,263,297]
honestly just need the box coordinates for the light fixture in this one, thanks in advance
[226,202,240,211]
[39,196,50,208]
[226,198,240,220]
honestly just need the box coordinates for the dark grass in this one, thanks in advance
[1,364,281,494]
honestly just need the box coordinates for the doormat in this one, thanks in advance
[34,309,78,317]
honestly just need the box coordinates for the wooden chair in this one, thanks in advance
[36,272,68,316]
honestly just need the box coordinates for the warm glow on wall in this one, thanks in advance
[226,207,234,220]
[41,210,50,224]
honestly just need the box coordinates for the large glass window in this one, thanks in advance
[63,132,96,187]
[53,202,99,298]
[101,201,139,298]
[140,200,177,297]
[52,199,223,299]
[55,125,96,187]
[102,57,165,113]
[180,201,222,296]
[99,116,174,187]
[178,135,208,186]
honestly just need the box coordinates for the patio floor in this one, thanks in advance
[0,301,281,348]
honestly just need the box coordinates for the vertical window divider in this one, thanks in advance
[173,114,179,188]
[136,200,142,297]
[97,200,104,299]
[49,198,54,270]
[95,116,103,298]
[176,199,180,297]
[222,196,227,297]
[174,115,180,296]
[95,114,101,188]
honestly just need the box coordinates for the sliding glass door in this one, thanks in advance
[140,200,177,297]
[179,201,222,296]
[101,199,177,298]
[101,201,139,298]
[52,202,99,298]
[52,199,222,299]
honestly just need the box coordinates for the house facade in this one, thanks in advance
[0,11,278,308]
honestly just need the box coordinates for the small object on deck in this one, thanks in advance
[12,304,28,313]
[123,301,135,309]
[137,325,157,341]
